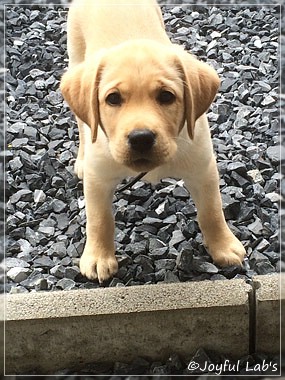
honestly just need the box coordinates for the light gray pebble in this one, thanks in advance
[5,257,30,269]
[9,285,29,294]
[247,169,264,184]
[38,226,55,236]
[265,192,281,203]
[267,145,283,163]
[9,156,23,171]
[170,230,185,247]
[34,189,46,203]
[7,267,31,282]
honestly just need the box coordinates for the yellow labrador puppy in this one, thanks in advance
[60,0,246,282]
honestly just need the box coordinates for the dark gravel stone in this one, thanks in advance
[33,256,54,269]
[248,218,264,236]
[56,278,76,290]
[192,258,219,274]
[109,278,124,287]
[219,265,244,279]
[151,364,170,375]
[164,270,179,283]
[221,194,241,220]
[133,255,154,273]
[20,272,45,290]
[227,162,247,176]
[172,185,189,199]
[186,348,213,374]
[254,261,276,275]
[65,266,80,280]
[148,238,166,251]
[154,258,176,271]
[149,247,169,259]
[176,248,194,273]
[47,241,67,258]
[35,278,48,291]
[50,264,65,279]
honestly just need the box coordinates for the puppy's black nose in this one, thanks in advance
[128,129,156,152]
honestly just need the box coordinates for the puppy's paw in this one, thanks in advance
[207,234,246,267]
[80,249,118,283]
[74,159,84,179]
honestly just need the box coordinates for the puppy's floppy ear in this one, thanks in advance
[60,58,103,143]
[176,50,220,140]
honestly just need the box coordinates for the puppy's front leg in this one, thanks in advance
[80,175,118,282]
[183,155,246,266]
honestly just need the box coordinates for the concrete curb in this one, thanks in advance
[253,274,283,355]
[2,274,283,375]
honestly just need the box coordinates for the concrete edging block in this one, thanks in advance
[253,273,283,355]
[3,279,251,374]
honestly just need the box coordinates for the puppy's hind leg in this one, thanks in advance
[66,11,87,179]
[74,118,87,179]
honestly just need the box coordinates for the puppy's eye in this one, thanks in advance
[106,92,122,106]
[157,90,176,105]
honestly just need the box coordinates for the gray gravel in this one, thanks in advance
[1,1,284,377]
[4,3,282,294]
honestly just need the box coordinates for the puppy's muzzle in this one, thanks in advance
[128,129,156,153]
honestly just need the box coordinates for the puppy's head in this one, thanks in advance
[60,40,220,172]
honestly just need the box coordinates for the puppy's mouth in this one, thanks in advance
[110,135,177,173]
[128,157,158,172]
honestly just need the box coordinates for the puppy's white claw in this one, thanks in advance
[97,256,118,283]
[79,253,98,280]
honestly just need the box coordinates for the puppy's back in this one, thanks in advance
[68,0,171,56]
